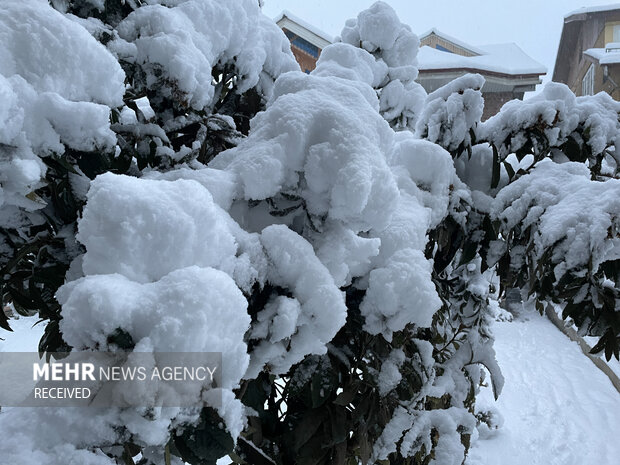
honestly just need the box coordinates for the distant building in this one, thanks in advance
[274,14,546,119]
[553,5,620,99]
[274,10,333,74]
[418,29,546,120]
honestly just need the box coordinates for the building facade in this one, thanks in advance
[553,5,620,99]
[274,11,332,74]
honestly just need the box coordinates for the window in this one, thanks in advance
[582,64,595,96]
[613,24,620,42]
[435,44,453,53]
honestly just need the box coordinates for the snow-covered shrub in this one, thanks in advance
[1,1,618,465]
[338,1,427,130]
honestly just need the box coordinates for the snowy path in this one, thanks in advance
[468,307,620,465]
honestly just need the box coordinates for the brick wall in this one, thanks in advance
[290,47,319,73]
[482,92,523,120]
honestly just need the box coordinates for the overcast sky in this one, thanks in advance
[262,0,619,92]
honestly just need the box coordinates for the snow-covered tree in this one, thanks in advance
[0,1,618,465]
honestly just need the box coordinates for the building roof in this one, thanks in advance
[418,28,486,56]
[274,10,333,48]
[584,46,620,64]
[417,42,546,76]
[565,3,620,19]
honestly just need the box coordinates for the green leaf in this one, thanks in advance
[491,145,500,189]
[503,161,515,181]
[173,407,234,465]
[458,240,478,267]
[0,310,13,332]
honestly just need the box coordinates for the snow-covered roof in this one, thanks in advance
[565,3,620,18]
[417,43,547,76]
[584,47,620,64]
[419,28,486,56]
[274,10,334,46]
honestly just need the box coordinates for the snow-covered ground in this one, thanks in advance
[0,317,44,352]
[2,307,619,465]
[468,305,620,465]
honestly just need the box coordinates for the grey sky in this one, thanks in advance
[262,0,617,92]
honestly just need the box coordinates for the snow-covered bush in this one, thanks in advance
[338,1,427,130]
[1,1,618,465]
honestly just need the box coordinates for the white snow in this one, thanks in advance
[0,0,125,215]
[565,3,620,18]
[246,225,347,378]
[339,1,426,130]
[479,82,620,157]
[117,0,297,111]
[415,74,485,152]
[77,174,241,284]
[468,305,620,465]
[584,46,620,65]
[492,159,620,280]
[417,43,547,76]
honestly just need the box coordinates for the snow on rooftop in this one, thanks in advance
[417,43,547,76]
[274,10,334,43]
[565,3,620,18]
[584,47,620,64]
[419,28,486,56]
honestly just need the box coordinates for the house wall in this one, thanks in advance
[482,91,524,121]
[563,10,620,98]
[290,47,319,73]
[281,27,321,73]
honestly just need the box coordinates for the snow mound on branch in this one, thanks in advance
[492,159,620,279]
[116,0,298,110]
[143,166,237,210]
[479,82,620,156]
[211,71,399,232]
[361,248,441,339]
[415,74,485,152]
[389,136,457,228]
[0,0,124,107]
[358,137,455,340]
[311,222,381,287]
[246,225,347,378]
[340,1,426,130]
[313,43,388,89]
[57,266,250,433]
[77,173,242,284]
[59,172,256,440]
[0,0,124,212]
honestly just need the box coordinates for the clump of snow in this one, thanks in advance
[361,248,441,339]
[211,71,399,233]
[339,1,426,130]
[479,82,620,157]
[116,0,298,111]
[246,225,347,378]
[0,0,125,215]
[415,73,485,152]
[492,159,620,280]
[0,0,124,107]
[77,174,242,284]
